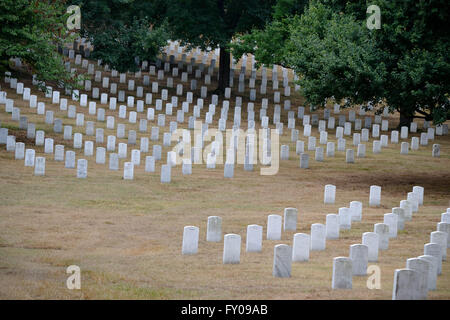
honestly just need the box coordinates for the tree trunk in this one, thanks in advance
[216,45,230,94]
[398,109,414,129]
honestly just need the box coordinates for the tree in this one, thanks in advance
[164,0,276,93]
[0,0,82,90]
[232,0,450,126]
[74,0,170,73]
[75,0,276,93]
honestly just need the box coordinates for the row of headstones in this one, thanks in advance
[3,83,444,161]
[129,38,293,81]
[65,43,297,102]
[162,41,299,89]
[163,39,272,76]
[23,80,444,157]
[330,187,428,293]
[71,58,295,98]
[0,125,441,187]
[14,58,292,125]
[68,47,222,81]
[64,47,446,141]
[14,52,432,158]
[65,45,330,127]
[50,49,376,119]
[391,211,450,300]
[4,72,303,140]
[1,89,271,181]
[71,37,295,89]
[181,186,424,279]
[10,109,442,181]
[70,40,221,77]
[325,184,423,210]
[21,44,447,147]
[288,140,442,170]
[333,207,450,299]
[0,127,167,178]
[309,186,425,290]
[32,81,445,162]
[1,77,284,172]
[1,88,257,165]
[1,124,218,184]
[9,61,446,151]
[4,63,446,172]
[9,98,442,167]
[283,140,442,164]
[181,185,366,263]
[3,137,164,181]
[1,82,234,158]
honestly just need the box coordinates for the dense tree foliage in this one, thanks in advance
[0,0,82,90]
[232,0,450,125]
[74,0,170,73]
[1,0,448,124]
[75,0,275,92]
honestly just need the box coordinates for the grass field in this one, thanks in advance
[0,54,449,299]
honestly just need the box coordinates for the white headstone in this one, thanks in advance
[350,244,368,276]
[144,156,155,172]
[392,207,406,231]
[267,214,282,240]
[161,164,171,183]
[374,223,389,250]
[326,214,340,240]
[292,233,310,262]
[77,159,88,178]
[338,207,351,230]
[418,255,437,291]
[400,200,413,221]
[109,153,119,171]
[324,185,336,204]
[362,232,379,262]
[392,269,420,300]
[34,156,45,176]
[206,216,222,242]
[96,147,106,164]
[182,226,199,255]
[430,231,447,261]
[273,244,292,278]
[246,224,263,253]
[24,149,35,166]
[283,208,298,231]
[65,151,75,168]
[14,142,25,160]
[424,243,442,275]
[123,162,134,180]
[384,213,398,238]
[332,257,352,289]
[412,186,424,206]
[54,145,64,161]
[311,223,326,251]
[405,258,429,300]
[349,201,362,222]
[369,185,381,207]
[223,234,241,264]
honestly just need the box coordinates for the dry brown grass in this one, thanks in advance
[0,53,449,300]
